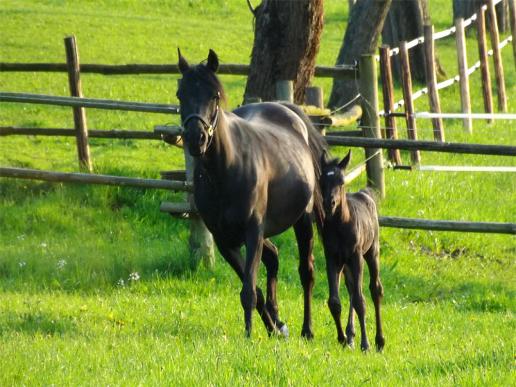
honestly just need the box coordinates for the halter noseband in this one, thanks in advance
[182,92,220,151]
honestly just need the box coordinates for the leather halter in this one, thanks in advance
[182,92,220,151]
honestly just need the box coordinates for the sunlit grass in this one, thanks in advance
[0,0,514,385]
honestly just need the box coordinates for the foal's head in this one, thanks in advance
[320,150,351,217]
[177,49,226,157]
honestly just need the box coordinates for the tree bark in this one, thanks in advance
[328,0,392,109]
[453,0,509,32]
[382,0,428,83]
[244,0,324,104]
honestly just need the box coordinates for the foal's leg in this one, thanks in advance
[349,253,370,351]
[262,239,287,336]
[343,265,356,347]
[326,256,346,344]
[364,244,385,351]
[294,213,315,339]
[217,243,275,336]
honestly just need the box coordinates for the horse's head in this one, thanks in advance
[177,49,224,157]
[320,150,351,217]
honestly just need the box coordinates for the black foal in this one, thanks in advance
[320,150,385,351]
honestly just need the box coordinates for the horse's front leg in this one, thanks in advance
[216,242,275,335]
[294,213,315,339]
[241,218,264,337]
[262,239,288,337]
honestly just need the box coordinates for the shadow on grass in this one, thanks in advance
[382,263,514,313]
[0,311,77,337]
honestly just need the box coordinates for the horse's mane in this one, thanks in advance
[191,63,228,107]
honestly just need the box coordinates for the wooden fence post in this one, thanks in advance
[359,54,385,198]
[423,25,445,141]
[455,18,473,133]
[379,45,402,165]
[509,0,516,69]
[305,86,324,108]
[477,7,495,123]
[275,80,294,102]
[488,0,508,112]
[399,41,421,165]
[64,36,92,172]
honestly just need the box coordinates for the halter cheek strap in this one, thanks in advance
[182,93,220,149]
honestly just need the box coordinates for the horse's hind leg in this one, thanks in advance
[262,239,287,336]
[349,253,370,351]
[364,244,385,351]
[326,256,346,344]
[294,213,315,339]
[217,243,276,336]
[343,265,356,347]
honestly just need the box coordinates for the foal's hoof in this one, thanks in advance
[301,328,314,340]
[375,336,385,352]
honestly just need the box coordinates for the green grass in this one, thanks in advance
[1,0,515,385]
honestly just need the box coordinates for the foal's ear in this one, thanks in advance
[178,48,190,74]
[207,49,219,73]
[320,150,329,168]
[338,150,352,171]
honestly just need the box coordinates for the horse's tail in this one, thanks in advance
[280,102,328,236]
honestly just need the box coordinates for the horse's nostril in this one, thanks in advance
[199,132,206,144]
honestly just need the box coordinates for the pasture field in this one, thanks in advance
[0,0,515,385]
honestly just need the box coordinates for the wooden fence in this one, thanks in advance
[378,0,515,166]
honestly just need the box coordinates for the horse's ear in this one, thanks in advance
[207,49,219,73]
[338,150,351,171]
[178,48,189,74]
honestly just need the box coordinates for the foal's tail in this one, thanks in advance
[280,102,328,236]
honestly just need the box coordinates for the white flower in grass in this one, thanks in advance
[128,272,140,282]
[17,234,26,241]
[117,278,125,287]
[18,261,27,268]
[57,259,67,270]
[40,242,48,248]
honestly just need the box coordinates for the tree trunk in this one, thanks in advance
[328,0,392,109]
[453,0,509,32]
[382,0,428,83]
[244,0,324,104]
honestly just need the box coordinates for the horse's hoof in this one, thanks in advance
[346,339,355,349]
[279,323,289,338]
[361,343,370,352]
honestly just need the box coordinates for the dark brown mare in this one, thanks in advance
[320,150,385,351]
[176,49,327,338]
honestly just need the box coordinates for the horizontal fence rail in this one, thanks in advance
[0,126,163,139]
[325,135,516,156]
[0,167,192,191]
[0,62,357,79]
[379,216,515,234]
[158,201,515,235]
[0,92,180,114]
[414,112,516,120]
